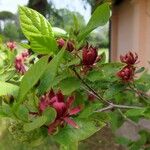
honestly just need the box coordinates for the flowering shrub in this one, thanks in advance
[0,3,150,150]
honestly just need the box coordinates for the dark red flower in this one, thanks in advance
[117,66,135,82]
[6,41,16,51]
[38,90,81,134]
[82,45,98,66]
[66,41,74,52]
[57,38,65,49]
[57,38,74,52]
[14,50,29,75]
[120,52,138,65]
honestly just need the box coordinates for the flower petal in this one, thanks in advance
[57,90,64,102]
[63,117,79,129]
[69,106,81,116]
[66,96,75,108]
[48,89,55,99]
[48,119,61,134]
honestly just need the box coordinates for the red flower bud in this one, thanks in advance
[117,66,135,82]
[66,41,74,52]
[57,38,74,52]
[120,52,138,65]
[6,41,16,51]
[82,45,98,66]
[57,38,65,49]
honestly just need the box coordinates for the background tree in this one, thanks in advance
[0,11,15,21]
[3,22,19,40]
[50,8,86,31]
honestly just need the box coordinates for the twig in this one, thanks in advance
[113,104,142,109]
[95,103,143,112]
[95,105,114,112]
[129,84,150,99]
[72,68,110,105]
[118,109,139,127]
[72,68,144,112]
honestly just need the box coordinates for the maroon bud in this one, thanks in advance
[88,93,96,102]
[57,38,74,52]
[120,52,138,65]
[117,66,135,82]
[57,38,65,49]
[52,101,67,118]
[82,45,98,66]
[66,41,74,52]
[6,41,16,51]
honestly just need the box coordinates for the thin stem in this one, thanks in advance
[72,68,144,113]
[129,83,149,99]
[95,105,114,112]
[113,104,142,109]
[118,109,139,127]
[95,103,143,112]
[72,68,110,105]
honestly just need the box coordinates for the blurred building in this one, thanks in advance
[111,0,150,68]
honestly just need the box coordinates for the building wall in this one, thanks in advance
[111,0,150,69]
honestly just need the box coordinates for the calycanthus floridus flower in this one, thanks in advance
[14,50,29,75]
[6,41,16,51]
[39,89,82,134]
[117,51,138,82]
[82,44,98,67]
[120,51,138,65]
[117,65,135,82]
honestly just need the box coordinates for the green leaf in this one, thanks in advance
[38,49,65,95]
[77,3,110,41]
[19,6,56,54]
[98,51,107,64]
[103,84,125,100]
[20,43,31,49]
[43,107,56,125]
[87,70,104,82]
[15,105,29,122]
[109,112,124,131]
[79,103,102,118]
[23,116,47,132]
[66,57,80,67]
[125,109,146,117]
[19,6,53,39]
[0,104,13,118]
[54,118,105,145]
[30,35,57,54]
[17,56,48,104]
[135,71,150,92]
[115,136,131,146]
[135,67,145,74]
[60,142,78,150]
[0,70,16,81]
[52,27,68,38]
[60,77,81,95]
[0,81,19,97]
